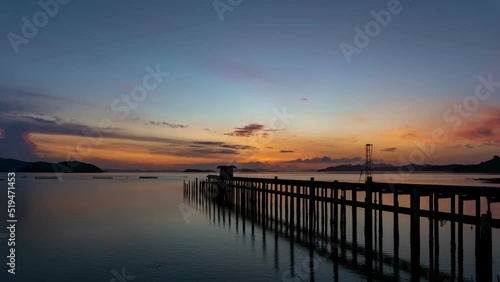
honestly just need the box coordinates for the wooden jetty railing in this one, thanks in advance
[183,175,500,282]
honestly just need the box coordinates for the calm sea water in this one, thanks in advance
[0,172,498,281]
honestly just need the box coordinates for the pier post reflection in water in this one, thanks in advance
[183,176,499,281]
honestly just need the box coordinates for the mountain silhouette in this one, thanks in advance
[0,158,31,172]
[0,158,103,173]
[318,156,500,173]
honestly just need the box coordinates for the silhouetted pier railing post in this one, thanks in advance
[478,209,493,282]
[410,187,420,280]
[393,187,400,281]
[309,177,315,246]
[365,177,373,274]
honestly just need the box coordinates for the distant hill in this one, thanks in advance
[452,155,500,173]
[105,168,178,172]
[318,156,500,173]
[475,178,500,183]
[0,158,31,172]
[0,158,103,173]
[237,168,258,172]
[318,163,402,172]
[184,169,215,173]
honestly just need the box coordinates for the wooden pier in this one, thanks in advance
[183,175,500,281]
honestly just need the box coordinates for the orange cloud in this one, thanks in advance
[454,107,500,142]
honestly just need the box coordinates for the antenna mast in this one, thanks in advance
[365,144,373,180]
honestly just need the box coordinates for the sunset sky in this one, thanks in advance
[0,0,499,170]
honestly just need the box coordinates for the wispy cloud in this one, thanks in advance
[483,141,500,147]
[225,123,264,137]
[298,98,309,102]
[151,140,257,157]
[454,107,500,141]
[380,147,397,152]
[280,150,294,153]
[19,113,65,124]
[200,59,279,87]
[193,141,225,146]
[224,123,282,137]
[0,112,114,137]
[193,148,239,154]
[446,143,478,150]
[203,128,222,135]
[145,121,188,128]
[191,141,257,151]
[459,128,495,138]
[221,144,257,150]
[282,156,363,164]
[0,86,99,109]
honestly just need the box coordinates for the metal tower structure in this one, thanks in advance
[365,144,373,180]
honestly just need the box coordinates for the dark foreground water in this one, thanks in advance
[0,172,499,281]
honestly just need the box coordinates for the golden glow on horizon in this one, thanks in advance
[27,115,498,170]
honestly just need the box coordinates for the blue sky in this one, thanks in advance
[0,0,499,170]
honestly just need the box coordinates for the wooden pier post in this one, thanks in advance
[352,186,358,267]
[285,183,289,232]
[290,182,295,232]
[264,182,268,227]
[251,184,256,233]
[478,212,492,282]
[434,193,439,280]
[458,194,463,281]
[332,180,339,282]
[340,186,346,258]
[429,192,434,280]
[410,188,420,280]
[296,184,301,239]
[365,177,373,274]
[309,177,315,245]
[378,189,383,272]
[393,188,400,281]
[450,194,456,282]
[279,181,283,230]
[322,185,327,247]
[349,186,357,267]
[274,177,279,228]
[475,195,481,281]
[333,180,339,246]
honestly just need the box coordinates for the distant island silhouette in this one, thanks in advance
[318,156,500,173]
[0,158,103,173]
[184,169,215,173]
[237,168,258,172]
[475,178,500,184]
